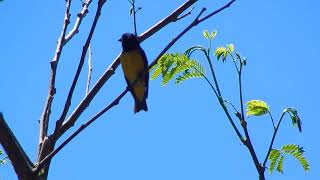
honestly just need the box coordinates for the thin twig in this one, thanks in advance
[86,45,93,95]
[36,2,236,170]
[54,0,107,136]
[205,53,222,97]
[268,110,276,130]
[238,60,245,122]
[56,0,199,139]
[38,0,72,156]
[129,0,138,35]
[197,0,236,23]
[176,7,194,21]
[140,0,198,41]
[224,100,239,113]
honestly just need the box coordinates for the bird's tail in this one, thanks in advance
[134,99,148,113]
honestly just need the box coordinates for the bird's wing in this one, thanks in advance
[139,47,149,99]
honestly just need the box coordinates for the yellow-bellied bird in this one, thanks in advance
[119,33,148,113]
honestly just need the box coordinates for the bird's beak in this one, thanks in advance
[118,38,122,42]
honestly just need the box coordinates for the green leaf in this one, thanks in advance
[276,155,285,173]
[175,71,204,84]
[214,46,228,62]
[268,144,310,174]
[246,100,269,116]
[151,53,205,86]
[227,43,234,53]
[268,149,281,173]
[282,144,310,172]
[284,107,302,132]
[210,31,217,40]
[203,30,217,40]
[203,30,210,39]
[150,52,206,86]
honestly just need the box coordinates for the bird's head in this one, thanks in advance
[119,33,140,52]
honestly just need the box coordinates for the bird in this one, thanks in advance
[119,33,149,113]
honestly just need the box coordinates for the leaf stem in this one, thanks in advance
[205,53,221,97]
[268,110,276,130]
[263,111,286,167]
[130,0,138,35]
[238,61,245,122]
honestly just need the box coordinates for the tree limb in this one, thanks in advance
[54,0,107,136]
[0,113,35,180]
[38,0,72,158]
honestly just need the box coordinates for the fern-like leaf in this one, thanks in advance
[190,60,205,75]
[276,155,285,173]
[175,71,204,84]
[268,144,310,174]
[151,53,206,86]
[284,107,302,132]
[281,144,310,172]
[268,149,281,173]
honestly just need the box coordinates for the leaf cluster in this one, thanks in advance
[268,144,310,173]
[151,53,205,86]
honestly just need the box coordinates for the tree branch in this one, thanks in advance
[36,1,237,170]
[0,113,35,179]
[55,0,199,139]
[86,45,93,95]
[38,0,72,157]
[64,0,93,45]
[54,0,107,136]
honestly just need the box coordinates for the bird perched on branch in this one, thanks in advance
[119,33,149,113]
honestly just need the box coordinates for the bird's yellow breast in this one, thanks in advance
[120,50,145,83]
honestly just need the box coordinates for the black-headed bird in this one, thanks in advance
[119,33,149,113]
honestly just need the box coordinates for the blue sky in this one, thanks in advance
[1,0,319,179]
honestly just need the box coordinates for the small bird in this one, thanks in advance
[119,33,149,113]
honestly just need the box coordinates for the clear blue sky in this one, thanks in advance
[1,0,319,179]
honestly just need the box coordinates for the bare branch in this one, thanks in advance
[37,1,236,169]
[56,0,199,139]
[0,113,35,179]
[86,45,93,95]
[64,0,93,45]
[38,0,72,156]
[54,0,107,136]
[175,7,194,21]
[197,0,236,23]
[128,0,138,35]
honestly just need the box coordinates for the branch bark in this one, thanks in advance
[86,45,93,95]
[54,0,107,137]
[0,113,35,180]
[64,0,93,45]
[38,0,72,155]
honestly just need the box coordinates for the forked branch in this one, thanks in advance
[36,0,237,171]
